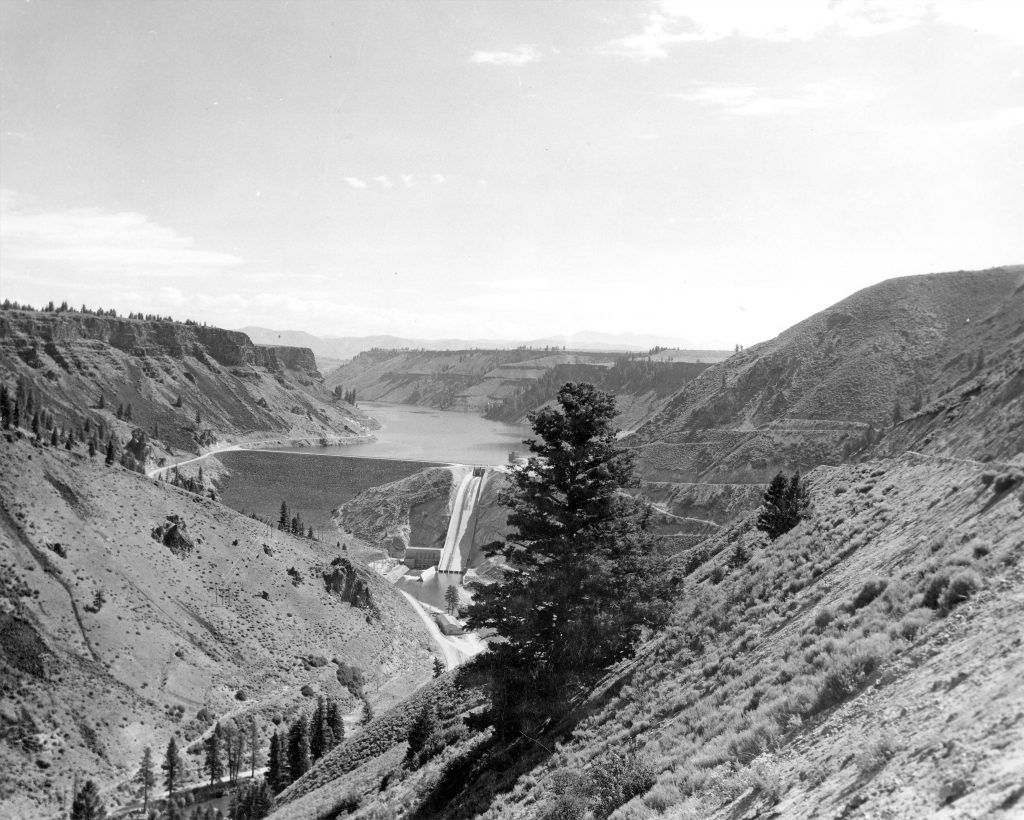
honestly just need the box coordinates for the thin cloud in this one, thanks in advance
[431,174,447,184]
[470,45,540,66]
[0,191,241,273]
[667,82,869,116]
[373,176,394,189]
[604,1,1023,61]
[343,177,368,189]
[955,106,1024,133]
[400,175,415,188]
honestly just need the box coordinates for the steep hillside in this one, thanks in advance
[629,267,1024,484]
[0,435,436,818]
[329,348,719,429]
[0,308,369,463]
[268,450,1024,820]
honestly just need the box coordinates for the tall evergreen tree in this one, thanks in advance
[444,584,459,615]
[755,471,809,540]
[464,382,672,737]
[309,698,327,762]
[136,746,156,815]
[205,721,224,785]
[70,779,107,820]
[249,717,259,778]
[31,411,40,438]
[162,736,181,799]
[326,699,344,749]
[278,501,289,530]
[0,383,9,429]
[405,704,437,762]
[104,439,115,465]
[51,427,59,447]
[267,731,286,793]
[287,714,310,782]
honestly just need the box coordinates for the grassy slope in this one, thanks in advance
[0,437,436,818]
[629,266,1024,484]
[269,452,1024,820]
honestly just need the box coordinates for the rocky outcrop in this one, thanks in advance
[150,514,195,557]
[323,558,377,616]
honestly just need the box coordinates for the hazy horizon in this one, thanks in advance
[2,1,1023,348]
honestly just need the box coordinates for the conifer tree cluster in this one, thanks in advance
[276,501,317,539]
[755,471,810,540]
[1,297,180,323]
[1,376,129,464]
[267,696,345,793]
[160,465,216,499]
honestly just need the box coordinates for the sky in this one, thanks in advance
[1,0,1022,348]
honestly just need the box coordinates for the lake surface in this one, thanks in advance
[275,402,532,466]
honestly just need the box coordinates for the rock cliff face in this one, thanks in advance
[0,309,362,458]
[0,312,322,378]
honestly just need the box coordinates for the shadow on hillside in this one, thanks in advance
[411,730,560,820]
[411,666,640,820]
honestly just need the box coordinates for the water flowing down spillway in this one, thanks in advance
[438,471,483,574]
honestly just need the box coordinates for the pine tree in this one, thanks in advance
[278,501,289,530]
[287,714,310,782]
[104,440,115,465]
[249,717,259,778]
[326,699,344,749]
[267,731,284,792]
[433,658,445,678]
[136,746,156,815]
[116,404,124,420]
[755,471,809,540]
[31,411,40,438]
[310,697,327,762]
[405,704,437,762]
[464,382,672,737]
[162,736,181,799]
[70,779,107,820]
[88,437,97,458]
[228,778,275,820]
[0,384,9,429]
[444,584,459,615]
[205,721,224,785]
[51,427,59,447]
[66,429,75,450]
[124,403,133,423]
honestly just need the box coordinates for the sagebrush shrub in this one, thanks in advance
[922,571,951,609]
[940,570,981,610]
[897,609,931,640]
[851,579,887,611]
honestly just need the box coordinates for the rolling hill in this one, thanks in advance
[627,266,1024,484]
[0,435,437,818]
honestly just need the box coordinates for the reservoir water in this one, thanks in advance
[275,402,532,466]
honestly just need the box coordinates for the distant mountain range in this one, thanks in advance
[238,327,699,363]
